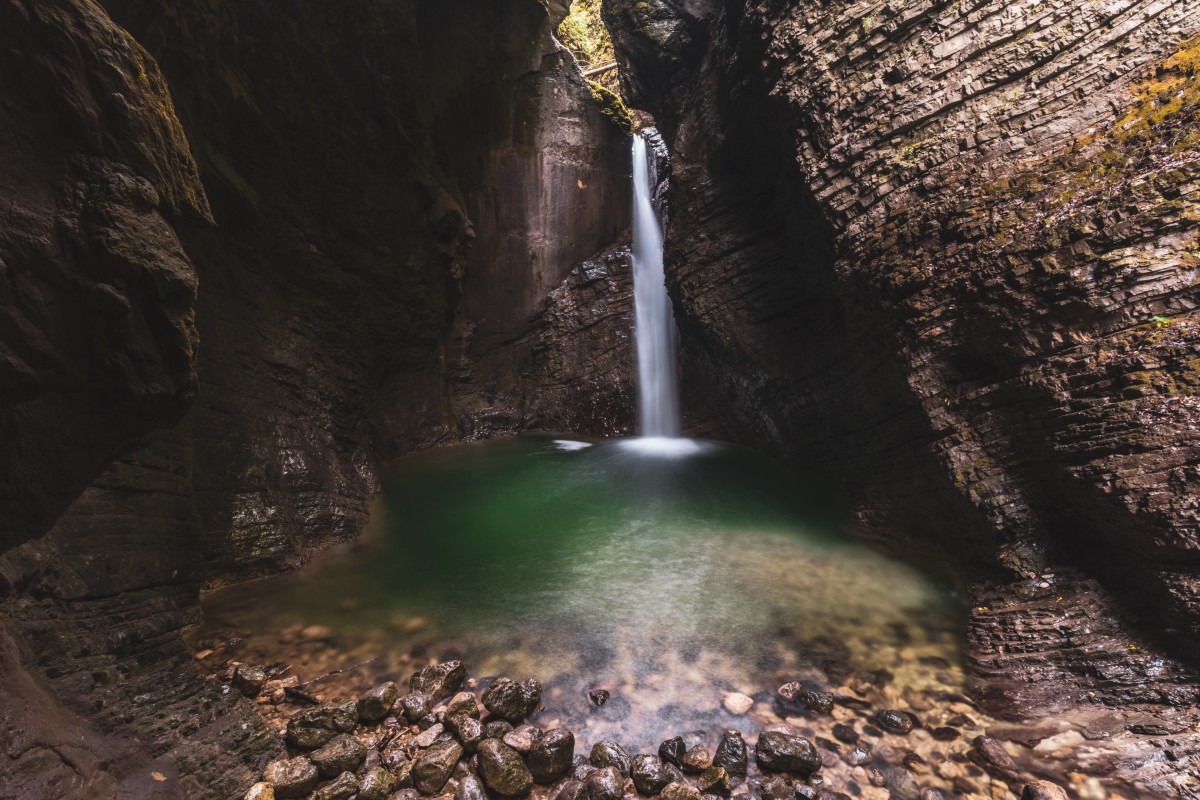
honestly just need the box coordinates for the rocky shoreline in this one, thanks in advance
[229,659,1088,800]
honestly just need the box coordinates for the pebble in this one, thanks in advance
[874,710,914,735]
[972,736,1017,775]
[723,692,754,715]
[401,693,433,723]
[262,757,318,799]
[233,664,268,697]
[585,766,625,800]
[930,726,960,741]
[661,781,703,800]
[455,775,488,800]
[660,736,687,767]
[588,689,611,706]
[681,744,712,773]
[414,739,464,794]
[755,732,821,776]
[359,766,397,800]
[713,730,748,777]
[357,682,399,723]
[591,741,633,776]
[698,766,732,797]
[416,723,445,748]
[831,724,858,744]
[632,754,672,795]
[503,723,542,753]
[1021,780,1069,800]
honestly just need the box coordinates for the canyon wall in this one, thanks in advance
[603,0,1200,710]
[0,1,633,796]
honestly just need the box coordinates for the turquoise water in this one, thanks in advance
[199,435,966,748]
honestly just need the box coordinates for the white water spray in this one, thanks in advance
[630,133,682,441]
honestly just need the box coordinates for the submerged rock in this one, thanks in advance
[530,728,575,783]
[588,689,611,706]
[1022,780,1069,800]
[414,739,464,794]
[483,677,543,723]
[972,736,1017,776]
[755,732,821,775]
[590,741,632,776]
[262,757,318,799]
[410,661,467,701]
[874,710,915,735]
[585,766,625,800]
[358,682,399,723]
[631,754,671,795]
[479,737,535,796]
[713,731,747,777]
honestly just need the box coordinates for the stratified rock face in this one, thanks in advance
[605,0,1200,703]
[0,1,633,797]
[0,0,209,553]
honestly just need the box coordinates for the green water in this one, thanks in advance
[200,435,966,748]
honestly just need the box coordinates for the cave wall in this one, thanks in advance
[0,0,634,797]
[603,0,1200,710]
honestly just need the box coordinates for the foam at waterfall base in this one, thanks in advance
[618,436,706,457]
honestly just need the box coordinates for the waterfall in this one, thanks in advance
[630,133,682,439]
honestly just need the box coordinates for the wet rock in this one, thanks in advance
[483,677,543,723]
[530,728,575,783]
[919,789,944,800]
[680,744,711,773]
[590,741,632,776]
[503,724,542,754]
[403,693,435,723]
[722,693,753,715]
[457,774,489,800]
[410,661,468,701]
[793,787,815,800]
[814,792,851,800]
[874,710,914,735]
[755,732,821,775]
[631,754,671,795]
[286,703,358,750]
[452,716,485,751]
[588,689,610,706]
[394,790,423,800]
[585,767,626,800]
[392,758,415,788]
[415,739,464,794]
[660,782,701,800]
[930,727,959,742]
[831,724,857,745]
[486,720,515,739]
[902,753,927,773]
[659,737,686,768]
[778,683,833,715]
[245,783,274,800]
[698,766,731,796]
[757,776,792,799]
[712,731,747,777]
[263,757,319,799]
[884,767,919,800]
[311,734,368,778]
[557,780,586,800]
[314,772,359,800]
[417,723,446,748]
[359,766,398,800]
[233,664,268,697]
[479,738,534,796]
[447,691,481,721]
[842,744,871,767]
[357,681,400,723]
[971,736,1016,776]
[1021,780,1069,800]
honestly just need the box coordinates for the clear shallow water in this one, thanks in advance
[198,435,967,750]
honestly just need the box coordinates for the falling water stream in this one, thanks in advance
[192,133,968,759]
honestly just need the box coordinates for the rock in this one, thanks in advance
[414,739,464,794]
[530,728,575,783]
[452,716,485,751]
[755,732,821,775]
[680,745,711,773]
[930,727,959,741]
[410,661,468,701]
[358,682,400,723]
[359,766,398,800]
[815,792,851,800]
[631,754,671,795]
[503,724,542,753]
[245,783,274,800]
[722,693,753,715]
[589,741,632,776]
[313,772,359,800]
[830,724,857,745]
[918,790,944,800]
[1021,780,1069,800]
[874,710,914,735]
[394,790,423,800]
[698,766,731,796]
[972,736,1016,775]
[588,689,610,706]
[233,664,268,697]
[263,756,319,799]
[486,720,515,739]
[842,745,871,768]
[884,767,919,800]
[793,787,816,800]
[660,781,701,800]
[482,677,542,723]
[447,691,481,721]
[286,703,358,750]
[659,737,686,767]
[712,731,747,777]
[584,766,625,800]
[556,780,586,800]
[403,693,435,723]
[391,758,415,788]
[479,738,535,796]
[758,776,792,799]
[457,774,489,800]
[311,734,368,778]
[417,724,446,748]
[778,684,833,714]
